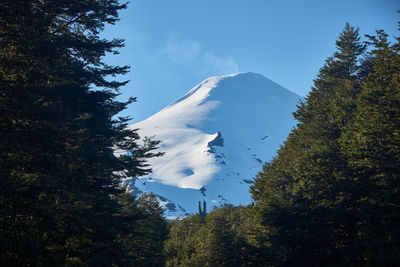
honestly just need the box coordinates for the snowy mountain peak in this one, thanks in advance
[127,73,300,218]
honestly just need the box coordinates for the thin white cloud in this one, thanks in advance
[150,33,239,76]
[202,52,239,74]
[163,36,201,64]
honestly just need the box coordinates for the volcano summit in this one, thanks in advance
[126,72,300,218]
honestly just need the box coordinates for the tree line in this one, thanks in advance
[1,0,399,266]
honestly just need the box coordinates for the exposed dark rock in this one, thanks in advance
[165,202,177,211]
[252,154,263,163]
[208,147,215,154]
[207,131,224,154]
[178,204,186,212]
[208,131,224,147]
[200,186,206,196]
[156,194,167,202]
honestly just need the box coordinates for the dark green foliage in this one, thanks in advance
[191,206,242,266]
[164,214,203,266]
[0,0,166,265]
[117,193,168,266]
[164,205,263,267]
[251,24,367,265]
[251,23,400,266]
[339,30,400,264]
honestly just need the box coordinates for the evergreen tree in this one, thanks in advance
[136,193,169,266]
[251,24,368,265]
[164,205,260,266]
[0,0,162,265]
[117,193,168,266]
[164,214,203,266]
[191,206,240,266]
[340,29,400,265]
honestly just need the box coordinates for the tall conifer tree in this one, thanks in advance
[251,24,367,265]
[340,29,400,265]
[0,0,162,265]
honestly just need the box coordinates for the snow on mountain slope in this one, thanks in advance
[126,72,300,218]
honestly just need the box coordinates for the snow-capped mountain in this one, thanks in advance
[126,72,300,218]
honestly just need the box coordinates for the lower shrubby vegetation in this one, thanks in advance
[165,205,256,266]
[1,0,399,265]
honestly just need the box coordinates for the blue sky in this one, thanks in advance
[102,0,399,123]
